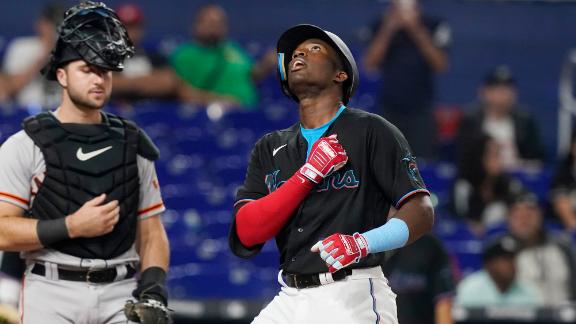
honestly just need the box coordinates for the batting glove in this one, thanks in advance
[311,232,369,273]
[299,134,348,184]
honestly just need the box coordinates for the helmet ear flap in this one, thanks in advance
[278,53,287,81]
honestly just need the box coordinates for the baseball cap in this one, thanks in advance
[483,65,516,87]
[507,191,539,208]
[116,3,143,25]
[482,236,518,262]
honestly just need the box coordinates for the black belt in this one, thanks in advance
[285,268,353,289]
[31,263,136,283]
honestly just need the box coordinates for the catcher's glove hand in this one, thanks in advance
[124,298,172,324]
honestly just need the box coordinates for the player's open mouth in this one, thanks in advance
[291,59,306,72]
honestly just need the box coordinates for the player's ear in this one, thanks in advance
[56,67,68,88]
[333,70,348,84]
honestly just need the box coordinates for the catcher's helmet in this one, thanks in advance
[276,24,359,105]
[42,1,134,80]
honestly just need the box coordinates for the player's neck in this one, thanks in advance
[299,98,342,129]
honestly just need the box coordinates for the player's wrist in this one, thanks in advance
[299,163,323,183]
[134,267,168,305]
[37,218,70,246]
[353,232,370,257]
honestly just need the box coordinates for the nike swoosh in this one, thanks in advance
[272,144,288,157]
[76,146,113,161]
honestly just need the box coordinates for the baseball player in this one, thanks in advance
[229,24,435,323]
[0,2,170,323]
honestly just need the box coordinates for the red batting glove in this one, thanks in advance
[299,134,348,184]
[311,232,369,273]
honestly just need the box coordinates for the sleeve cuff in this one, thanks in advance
[0,192,29,210]
[138,202,165,220]
[395,189,430,209]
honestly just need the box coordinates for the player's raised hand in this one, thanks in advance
[299,134,348,183]
[311,232,369,273]
[65,194,120,238]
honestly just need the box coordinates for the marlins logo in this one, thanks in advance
[402,153,424,188]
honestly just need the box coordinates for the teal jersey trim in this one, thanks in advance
[301,105,346,159]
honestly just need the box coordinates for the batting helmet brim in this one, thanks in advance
[276,24,359,105]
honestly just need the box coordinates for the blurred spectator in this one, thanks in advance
[452,133,523,234]
[170,3,276,109]
[111,3,180,104]
[550,133,576,231]
[384,234,456,324]
[363,0,450,160]
[0,74,9,103]
[1,2,64,109]
[0,252,21,324]
[456,66,544,171]
[455,236,540,307]
[506,192,576,305]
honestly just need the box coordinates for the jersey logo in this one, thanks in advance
[317,170,360,192]
[265,169,360,194]
[76,146,113,161]
[402,153,424,188]
[272,144,288,157]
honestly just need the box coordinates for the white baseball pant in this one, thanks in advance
[252,266,398,324]
[19,263,138,324]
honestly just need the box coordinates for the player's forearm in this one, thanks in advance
[236,173,314,247]
[137,216,170,272]
[393,193,434,244]
[360,193,433,254]
[0,216,43,251]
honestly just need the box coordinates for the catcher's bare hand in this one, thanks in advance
[65,194,120,238]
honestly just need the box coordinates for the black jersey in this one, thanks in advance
[229,108,429,274]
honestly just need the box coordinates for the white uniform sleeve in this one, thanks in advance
[137,156,165,220]
[0,131,35,210]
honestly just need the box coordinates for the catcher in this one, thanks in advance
[0,2,170,323]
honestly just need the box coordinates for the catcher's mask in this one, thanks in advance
[42,1,134,80]
[276,24,359,105]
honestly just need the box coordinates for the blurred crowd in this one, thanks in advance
[0,1,576,323]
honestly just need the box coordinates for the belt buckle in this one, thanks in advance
[287,274,299,289]
[85,269,98,283]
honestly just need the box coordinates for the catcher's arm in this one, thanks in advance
[137,214,170,274]
[126,215,171,323]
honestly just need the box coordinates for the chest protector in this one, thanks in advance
[23,112,159,259]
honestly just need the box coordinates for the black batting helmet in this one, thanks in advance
[276,24,359,105]
[42,1,134,80]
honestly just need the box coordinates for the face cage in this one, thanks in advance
[59,7,134,69]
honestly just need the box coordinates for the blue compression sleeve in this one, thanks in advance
[362,218,409,253]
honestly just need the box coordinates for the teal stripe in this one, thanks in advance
[301,105,346,159]
[278,53,286,80]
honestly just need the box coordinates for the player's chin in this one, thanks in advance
[288,71,308,83]
[88,95,109,109]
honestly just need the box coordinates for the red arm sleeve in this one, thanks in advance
[236,172,314,247]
